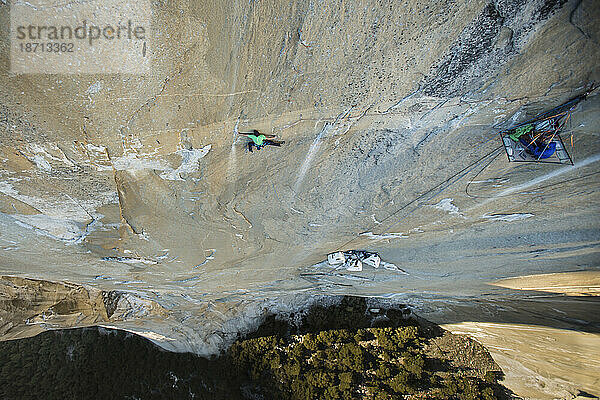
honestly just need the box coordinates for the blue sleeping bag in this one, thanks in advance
[519,138,556,159]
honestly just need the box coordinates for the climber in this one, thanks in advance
[239,130,285,152]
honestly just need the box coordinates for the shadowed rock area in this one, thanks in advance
[0,296,517,400]
[0,0,599,398]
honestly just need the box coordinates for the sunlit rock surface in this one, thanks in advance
[0,0,599,398]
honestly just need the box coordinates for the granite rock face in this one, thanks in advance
[0,0,599,398]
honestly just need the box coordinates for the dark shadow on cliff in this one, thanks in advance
[0,295,518,400]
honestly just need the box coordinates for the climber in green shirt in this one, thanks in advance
[239,130,285,152]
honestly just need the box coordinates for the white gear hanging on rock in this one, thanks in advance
[362,253,381,268]
[346,258,362,272]
[327,252,346,265]
[327,250,381,271]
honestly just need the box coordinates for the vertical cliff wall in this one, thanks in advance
[0,0,599,397]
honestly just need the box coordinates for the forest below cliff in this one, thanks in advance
[0,296,514,400]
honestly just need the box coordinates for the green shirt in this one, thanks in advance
[509,124,533,142]
[247,134,266,145]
